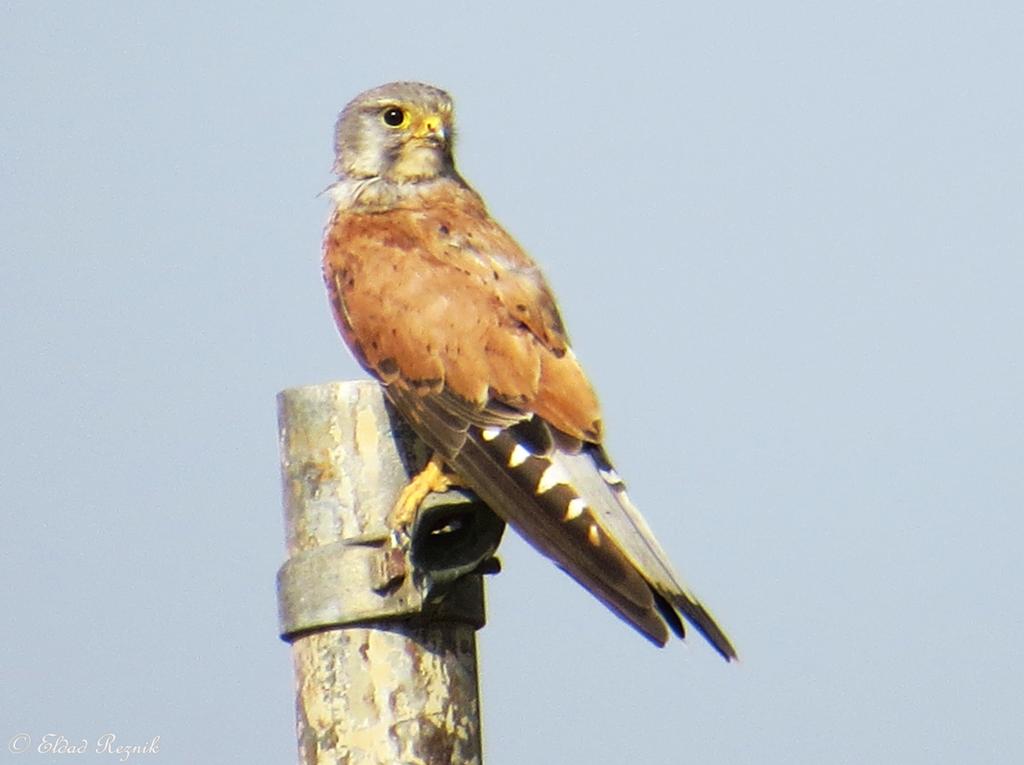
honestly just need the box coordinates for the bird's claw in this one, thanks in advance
[388,454,461,530]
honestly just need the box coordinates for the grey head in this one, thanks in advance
[333,81,459,184]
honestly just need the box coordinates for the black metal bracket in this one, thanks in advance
[276,489,504,642]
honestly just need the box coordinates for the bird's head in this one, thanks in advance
[333,82,457,184]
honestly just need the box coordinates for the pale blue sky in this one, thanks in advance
[2,2,1022,763]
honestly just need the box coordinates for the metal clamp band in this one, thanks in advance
[276,490,504,642]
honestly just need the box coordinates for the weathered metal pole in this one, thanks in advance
[276,381,502,765]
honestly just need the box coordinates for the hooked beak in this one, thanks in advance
[413,114,447,146]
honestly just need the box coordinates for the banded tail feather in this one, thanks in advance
[452,423,673,646]
[383,385,735,658]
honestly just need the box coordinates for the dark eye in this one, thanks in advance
[382,107,406,127]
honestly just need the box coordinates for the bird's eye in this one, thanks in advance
[382,107,406,127]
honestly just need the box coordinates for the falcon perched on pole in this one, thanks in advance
[322,81,736,660]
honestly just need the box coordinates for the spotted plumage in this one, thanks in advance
[322,81,736,659]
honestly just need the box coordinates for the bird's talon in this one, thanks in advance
[388,454,461,531]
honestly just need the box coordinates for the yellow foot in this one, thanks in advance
[389,454,462,530]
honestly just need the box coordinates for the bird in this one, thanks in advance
[321,81,736,660]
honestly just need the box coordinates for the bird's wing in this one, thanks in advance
[323,185,735,657]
